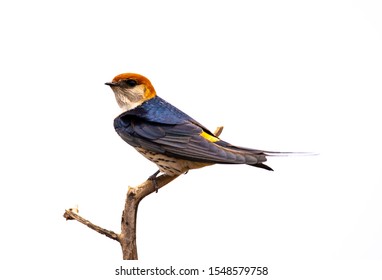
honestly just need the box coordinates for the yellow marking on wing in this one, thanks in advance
[200,131,219,142]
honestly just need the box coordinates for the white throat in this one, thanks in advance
[119,99,145,111]
[113,85,146,111]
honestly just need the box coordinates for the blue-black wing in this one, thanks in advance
[114,113,273,170]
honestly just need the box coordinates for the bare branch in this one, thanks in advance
[63,209,119,242]
[119,173,180,260]
[64,126,224,260]
[214,126,224,137]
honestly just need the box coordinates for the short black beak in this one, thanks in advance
[105,82,116,86]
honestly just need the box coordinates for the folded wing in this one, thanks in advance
[115,114,272,169]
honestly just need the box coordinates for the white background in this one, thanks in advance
[1,0,381,279]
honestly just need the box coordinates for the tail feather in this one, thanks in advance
[247,150,316,171]
[249,162,274,171]
[263,151,317,156]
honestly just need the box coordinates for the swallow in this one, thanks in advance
[106,73,293,189]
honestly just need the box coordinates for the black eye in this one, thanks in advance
[125,79,138,87]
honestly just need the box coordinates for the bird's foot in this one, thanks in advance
[148,170,161,193]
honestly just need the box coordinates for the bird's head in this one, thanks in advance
[105,73,156,111]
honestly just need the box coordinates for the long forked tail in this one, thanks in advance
[214,127,315,171]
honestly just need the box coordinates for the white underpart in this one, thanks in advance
[113,84,146,111]
[135,147,212,176]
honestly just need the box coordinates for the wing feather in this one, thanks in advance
[115,115,267,165]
